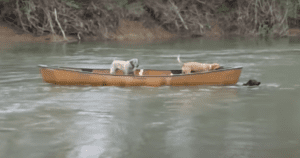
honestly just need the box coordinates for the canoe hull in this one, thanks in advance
[39,65,242,87]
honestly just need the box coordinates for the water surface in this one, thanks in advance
[0,37,300,158]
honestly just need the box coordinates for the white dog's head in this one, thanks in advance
[129,58,139,70]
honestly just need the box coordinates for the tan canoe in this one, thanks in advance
[38,65,242,87]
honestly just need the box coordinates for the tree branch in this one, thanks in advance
[54,8,68,41]
[168,0,188,30]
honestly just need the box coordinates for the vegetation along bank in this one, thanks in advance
[1,0,300,43]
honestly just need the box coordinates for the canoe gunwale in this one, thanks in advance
[38,64,243,77]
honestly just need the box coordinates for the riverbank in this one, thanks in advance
[0,18,229,45]
[1,0,300,44]
[1,19,300,46]
[0,19,179,44]
[0,21,77,44]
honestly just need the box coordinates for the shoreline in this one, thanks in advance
[1,20,299,46]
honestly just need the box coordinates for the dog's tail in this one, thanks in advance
[177,55,184,67]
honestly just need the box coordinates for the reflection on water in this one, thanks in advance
[0,37,300,158]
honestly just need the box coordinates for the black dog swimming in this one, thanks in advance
[243,79,261,86]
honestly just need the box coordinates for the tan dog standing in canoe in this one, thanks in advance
[177,55,220,74]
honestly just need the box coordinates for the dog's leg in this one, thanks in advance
[110,68,115,75]
[124,69,129,75]
[110,60,116,75]
[110,64,116,75]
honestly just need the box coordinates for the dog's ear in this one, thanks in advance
[135,59,139,68]
[130,59,139,68]
[129,60,135,68]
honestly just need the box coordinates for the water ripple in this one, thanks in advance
[0,128,17,132]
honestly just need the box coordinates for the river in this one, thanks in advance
[0,37,300,158]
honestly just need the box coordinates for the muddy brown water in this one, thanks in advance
[0,37,300,158]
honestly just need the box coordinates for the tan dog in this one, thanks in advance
[177,55,220,74]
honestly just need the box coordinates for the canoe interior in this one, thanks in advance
[49,66,226,76]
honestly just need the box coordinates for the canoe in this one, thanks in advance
[38,65,242,87]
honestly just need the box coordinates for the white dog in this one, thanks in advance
[110,58,139,75]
